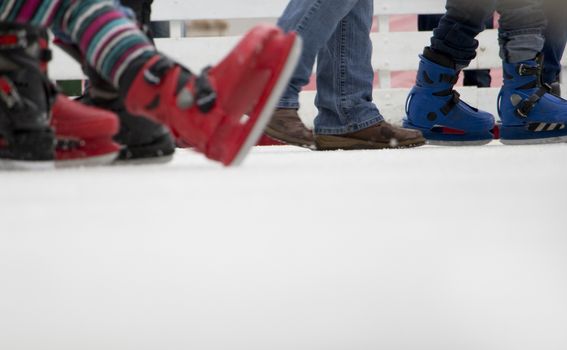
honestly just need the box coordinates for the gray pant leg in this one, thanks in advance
[497,0,546,63]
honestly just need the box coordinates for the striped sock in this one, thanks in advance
[57,0,157,87]
[0,0,157,87]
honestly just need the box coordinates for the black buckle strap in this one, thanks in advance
[195,67,216,113]
[516,87,549,118]
[441,91,461,116]
[144,57,176,85]
[517,64,539,77]
[440,73,458,84]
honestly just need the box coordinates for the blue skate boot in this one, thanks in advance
[498,56,567,144]
[403,48,495,145]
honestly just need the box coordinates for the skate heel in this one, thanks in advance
[0,129,55,170]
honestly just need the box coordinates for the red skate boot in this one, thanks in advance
[38,31,120,167]
[51,95,120,167]
[121,24,301,166]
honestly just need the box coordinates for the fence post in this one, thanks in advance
[169,20,184,39]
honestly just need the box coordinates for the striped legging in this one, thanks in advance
[0,0,156,87]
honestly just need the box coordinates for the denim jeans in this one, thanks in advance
[277,0,382,135]
[431,0,546,69]
[542,0,567,83]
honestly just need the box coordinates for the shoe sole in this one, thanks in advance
[113,154,174,166]
[427,139,493,146]
[315,135,426,151]
[230,35,303,166]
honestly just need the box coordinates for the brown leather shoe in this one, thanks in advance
[265,108,315,149]
[315,121,425,150]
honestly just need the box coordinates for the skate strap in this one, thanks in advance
[432,87,461,116]
[195,67,216,113]
[145,58,216,113]
[516,86,550,118]
[517,64,539,77]
[440,90,461,116]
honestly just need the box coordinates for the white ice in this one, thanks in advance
[1,143,567,350]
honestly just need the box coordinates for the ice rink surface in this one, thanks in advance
[1,142,567,350]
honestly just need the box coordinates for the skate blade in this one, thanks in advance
[113,154,174,166]
[500,135,567,145]
[55,152,119,168]
[0,159,55,171]
[230,35,303,166]
[427,139,493,146]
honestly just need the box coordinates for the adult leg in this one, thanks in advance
[313,0,423,150]
[265,0,363,148]
[268,0,423,150]
[497,0,567,144]
[418,13,493,88]
[313,0,380,135]
[404,0,496,145]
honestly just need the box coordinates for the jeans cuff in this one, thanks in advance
[277,99,300,109]
[314,115,384,135]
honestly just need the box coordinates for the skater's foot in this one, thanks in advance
[404,48,495,146]
[265,108,315,149]
[315,121,425,150]
[499,56,567,145]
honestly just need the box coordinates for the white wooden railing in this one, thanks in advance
[49,0,567,126]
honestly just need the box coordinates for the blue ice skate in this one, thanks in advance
[403,55,495,146]
[498,56,567,145]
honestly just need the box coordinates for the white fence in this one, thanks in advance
[49,0,567,126]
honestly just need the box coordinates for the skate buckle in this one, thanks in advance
[518,64,538,77]
[0,30,27,49]
[0,77,20,108]
[516,107,529,119]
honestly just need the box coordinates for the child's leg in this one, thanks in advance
[404,0,497,145]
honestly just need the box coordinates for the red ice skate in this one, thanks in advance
[122,24,301,166]
[40,33,120,167]
[51,95,121,167]
[0,23,119,170]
